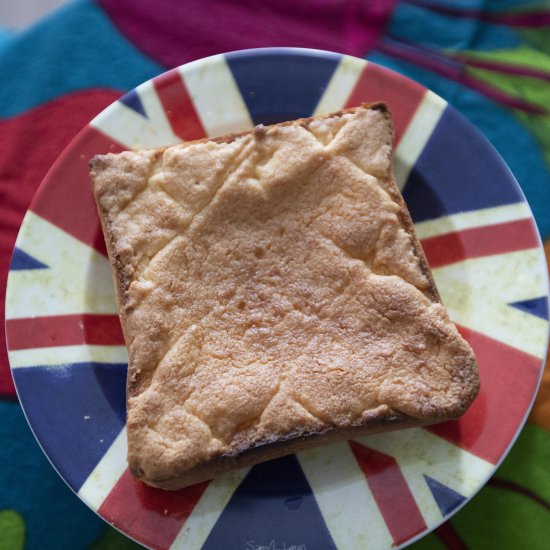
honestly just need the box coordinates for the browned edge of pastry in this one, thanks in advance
[135,414,434,490]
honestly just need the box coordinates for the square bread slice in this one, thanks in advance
[90,103,479,490]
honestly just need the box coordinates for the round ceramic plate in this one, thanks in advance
[5,48,550,549]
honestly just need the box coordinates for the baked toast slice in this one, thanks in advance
[90,103,479,490]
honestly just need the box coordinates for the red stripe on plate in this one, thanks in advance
[30,125,126,256]
[349,441,427,545]
[426,325,542,465]
[153,69,206,141]
[99,470,209,550]
[7,314,124,350]
[420,218,539,268]
[345,63,426,144]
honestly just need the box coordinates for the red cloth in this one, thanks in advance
[0,89,120,395]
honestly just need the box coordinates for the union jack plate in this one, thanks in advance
[5,48,549,549]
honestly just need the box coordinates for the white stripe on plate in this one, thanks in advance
[6,212,117,319]
[313,55,367,116]
[393,91,447,190]
[9,345,128,369]
[298,442,393,549]
[181,54,254,137]
[355,429,493,526]
[137,79,184,145]
[170,467,251,549]
[90,80,180,149]
[78,427,128,511]
[414,202,532,240]
[433,248,549,359]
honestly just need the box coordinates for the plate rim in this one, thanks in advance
[6,46,550,550]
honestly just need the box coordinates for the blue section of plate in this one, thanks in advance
[119,88,147,117]
[509,297,549,321]
[203,454,336,550]
[368,49,550,240]
[225,50,341,125]
[10,248,48,271]
[13,362,127,490]
[403,105,524,223]
[424,475,467,516]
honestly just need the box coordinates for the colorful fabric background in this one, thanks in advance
[1,1,549,548]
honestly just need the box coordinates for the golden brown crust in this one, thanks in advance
[137,414,429,490]
[90,104,479,490]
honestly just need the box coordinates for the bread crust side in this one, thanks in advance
[139,414,430,490]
